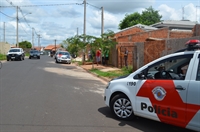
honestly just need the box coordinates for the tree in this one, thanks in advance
[118,6,162,30]
[119,12,141,30]
[63,30,117,64]
[140,6,162,25]
[19,41,32,48]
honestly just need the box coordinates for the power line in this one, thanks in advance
[0,3,83,7]
[0,11,15,18]
[87,3,101,10]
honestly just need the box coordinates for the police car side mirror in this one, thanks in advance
[136,72,146,79]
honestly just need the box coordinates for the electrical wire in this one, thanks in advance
[0,11,15,18]
[0,3,83,7]
[87,3,101,10]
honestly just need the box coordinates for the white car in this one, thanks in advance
[104,40,200,132]
[6,48,25,61]
[55,51,71,64]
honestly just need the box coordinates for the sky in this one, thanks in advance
[0,0,200,47]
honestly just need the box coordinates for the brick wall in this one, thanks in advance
[112,24,200,69]
[144,40,165,65]
[170,31,193,38]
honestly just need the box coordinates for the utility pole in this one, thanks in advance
[101,7,104,36]
[77,27,79,36]
[83,0,86,62]
[182,6,184,20]
[16,6,19,47]
[32,28,34,48]
[3,22,5,42]
[83,0,86,37]
[55,39,57,52]
[37,34,41,50]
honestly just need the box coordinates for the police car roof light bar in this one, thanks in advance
[175,39,200,53]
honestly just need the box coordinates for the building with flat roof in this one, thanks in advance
[150,20,197,31]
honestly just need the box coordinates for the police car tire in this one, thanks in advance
[110,94,134,120]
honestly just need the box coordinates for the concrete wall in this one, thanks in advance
[0,42,11,54]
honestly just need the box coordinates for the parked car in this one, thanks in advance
[29,50,40,59]
[104,40,200,132]
[55,51,71,64]
[6,48,25,61]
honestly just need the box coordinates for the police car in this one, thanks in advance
[104,40,200,132]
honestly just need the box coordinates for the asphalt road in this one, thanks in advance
[0,56,195,132]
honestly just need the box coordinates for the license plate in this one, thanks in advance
[11,57,15,59]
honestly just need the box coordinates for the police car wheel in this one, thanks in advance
[110,94,134,120]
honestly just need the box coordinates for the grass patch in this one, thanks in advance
[0,54,6,60]
[90,68,129,78]
[89,65,135,79]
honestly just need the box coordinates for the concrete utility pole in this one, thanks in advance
[16,6,19,47]
[32,28,34,48]
[3,22,5,42]
[38,34,41,50]
[83,0,86,37]
[82,0,86,62]
[101,7,104,36]
[54,39,57,51]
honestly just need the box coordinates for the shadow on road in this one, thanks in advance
[98,107,195,132]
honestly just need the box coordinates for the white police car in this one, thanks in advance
[104,40,200,132]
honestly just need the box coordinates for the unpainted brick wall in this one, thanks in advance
[169,31,193,38]
[143,40,165,65]
[115,27,144,38]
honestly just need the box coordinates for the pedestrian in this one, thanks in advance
[124,48,128,68]
[96,48,101,66]
[88,49,92,61]
[105,48,109,66]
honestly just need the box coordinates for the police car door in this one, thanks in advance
[136,54,193,127]
[185,53,200,131]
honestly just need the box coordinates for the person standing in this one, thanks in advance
[96,48,101,66]
[88,49,92,61]
[105,49,109,66]
[124,48,128,68]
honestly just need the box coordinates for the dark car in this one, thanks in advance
[29,50,40,59]
[6,48,25,61]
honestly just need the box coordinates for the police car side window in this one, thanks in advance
[146,54,193,80]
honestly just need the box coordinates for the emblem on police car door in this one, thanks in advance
[152,86,166,101]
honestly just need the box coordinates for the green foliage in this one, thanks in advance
[89,65,134,79]
[119,12,141,29]
[90,69,125,78]
[19,41,32,48]
[141,6,162,25]
[63,30,117,62]
[121,65,134,74]
[0,54,6,60]
[119,6,162,29]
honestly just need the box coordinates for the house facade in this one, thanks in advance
[110,20,199,69]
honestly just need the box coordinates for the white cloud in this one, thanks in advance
[86,0,155,14]
[1,0,199,47]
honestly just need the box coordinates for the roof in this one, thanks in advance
[116,24,158,34]
[44,44,61,50]
[150,20,197,30]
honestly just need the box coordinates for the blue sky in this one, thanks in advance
[0,0,200,47]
